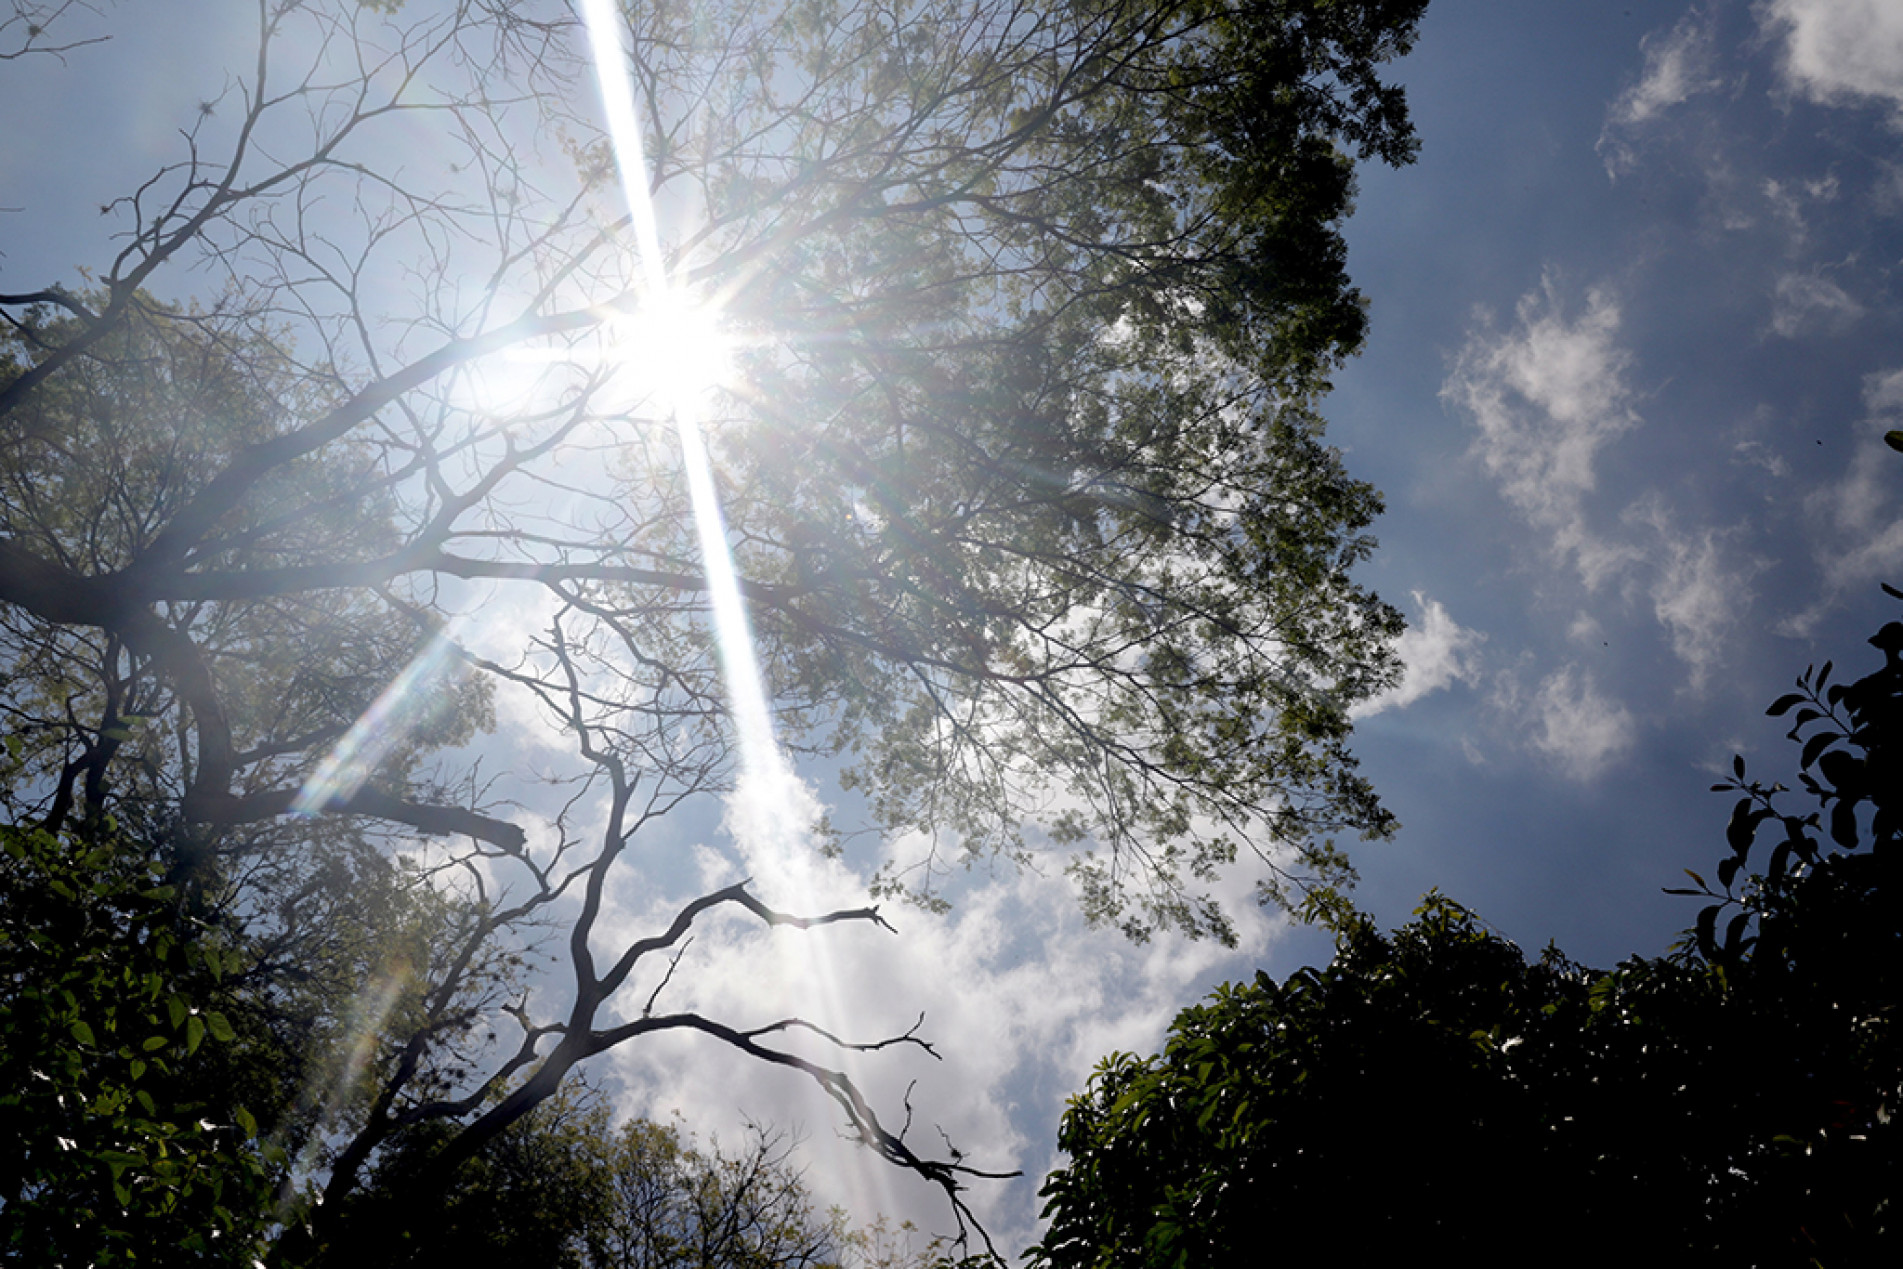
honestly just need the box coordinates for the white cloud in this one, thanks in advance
[1354,591,1486,717]
[590,813,1289,1254]
[1732,437,1792,478]
[1625,499,1757,691]
[1782,366,1903,633]
[1651,538,1739,691]
[1762,0,1903,120]
[1768,270,1866,337]
[1528,665,1636,780]
[1599,10,1723,176]
[1444,280,1643,590]
[1865,365,1903,413]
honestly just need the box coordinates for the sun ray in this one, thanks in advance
[579,0,906,1226]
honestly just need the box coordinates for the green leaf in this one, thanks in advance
[101,1150,143,1178]
[205,1012,236,1044]
[186,1013,206,1055]
[70,1019,96,1046]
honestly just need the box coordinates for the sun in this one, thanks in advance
[614,285,735,419]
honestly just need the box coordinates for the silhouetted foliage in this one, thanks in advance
[1035,600,1903,1268]
[321,1090,945,1269]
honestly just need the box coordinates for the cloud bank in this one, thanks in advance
[1762,0,1903,120]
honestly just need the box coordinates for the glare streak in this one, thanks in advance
[293,627,457,815]
[578,0,792,820]
[584,2,896,1229]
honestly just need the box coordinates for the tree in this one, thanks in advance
[0,0,1424,1244]
[577,1117,840,1269]
[330,1087,949,1269]
[0,823,276,1265]
[0,2,107,62]
[1032,601,1903,1267]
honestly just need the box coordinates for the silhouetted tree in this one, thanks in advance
[330,1089,949,1269]
[1035,597,1903,1267]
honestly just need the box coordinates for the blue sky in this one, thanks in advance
[5,0,1903,1257]
[1335,0,1903,968]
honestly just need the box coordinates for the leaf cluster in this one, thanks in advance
[1035,599,1903,1267]
[0,823,275,1265]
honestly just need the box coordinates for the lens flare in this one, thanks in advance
[293,627,458,816]
[579,0,805,847]
[580,0,901,1224]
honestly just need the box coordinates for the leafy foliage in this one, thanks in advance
[1035,603,1903,1267]
[0,823,275,1265]
[0,0,1422,946]
[0,292,495,849]
[321,1091,947,1269]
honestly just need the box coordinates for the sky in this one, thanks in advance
[4,0,1903,1259]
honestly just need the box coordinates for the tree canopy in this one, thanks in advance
[1033,597,1903,1267]
[324,1092,921,1269]
[0,0,1425,1246]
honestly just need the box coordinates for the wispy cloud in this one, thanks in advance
[1599,9,1723,176]
[1783,366,1903,632]
[1761,0,1903,121]
[1733,437,1792,478]
[1761,174,1842,247]
[1626,499,1759,692]
[1767,270,1866,337]
[1355,591,1485,717]
[1445,278,1761,698]
[1444,279,1643,589]
[1527,665,1637,780]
